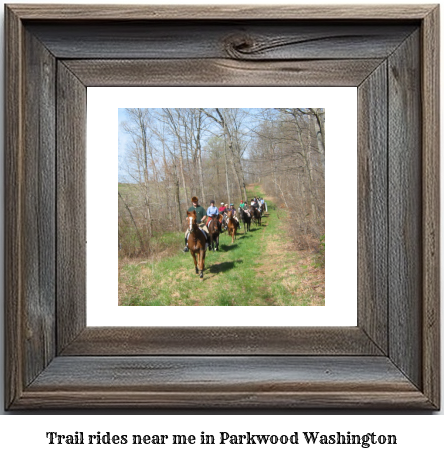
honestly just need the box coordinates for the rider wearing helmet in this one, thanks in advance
[251,198,258,209]
[207,200,219,217]
[206,199,221,232]
[228,203,240,227]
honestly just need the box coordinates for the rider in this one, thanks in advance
[206,200,221,231]
[228,203,240,227]
[183,196,207,252]
[218,202,226,214]
[260,197,266,212]
[239,200,246,209]
[207,200,219,217]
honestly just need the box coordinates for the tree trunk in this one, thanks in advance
[196,133,205,202]
[179,151,188,204]
[224,137,230,205]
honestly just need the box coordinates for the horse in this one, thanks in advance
[239,206,251,234]
[258,201,264,216]
[220,211,228,232]
[185,210,207,278]
[206,214,221,251]
[250,205,262,226]
[226,211,238,243]
[218,213,224,229]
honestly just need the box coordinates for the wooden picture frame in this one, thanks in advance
[5,4,440,409]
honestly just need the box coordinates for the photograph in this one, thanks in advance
[118,108,325,306]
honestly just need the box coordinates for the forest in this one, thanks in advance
[118,108,325,258]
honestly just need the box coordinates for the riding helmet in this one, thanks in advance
[191,196,198,203]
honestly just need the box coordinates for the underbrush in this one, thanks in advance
[119,228,182,260]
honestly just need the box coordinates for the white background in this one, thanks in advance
[88,87,357,326]
[0,0,442,448]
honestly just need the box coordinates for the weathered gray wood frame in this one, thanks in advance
[5,5,440,409]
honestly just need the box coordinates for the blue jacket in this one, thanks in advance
[207,206,219,216]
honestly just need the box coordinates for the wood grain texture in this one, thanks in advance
[4,5,440,410]
[13,356,433,409]
[357,62,388,354]
[421,6,440,409]
[388,30,422,389]
[7,4,435,20]
[22,29,57,387]
[28,357,419,391]
[26,22,416,60]
[61,327,383,356]
[15,390,433,410]
[5,5,24,410]
[56,62,87,354]
[64,59,384,87]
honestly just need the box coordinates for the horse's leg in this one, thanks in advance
[199,248,205,278]
[191,251,199,274]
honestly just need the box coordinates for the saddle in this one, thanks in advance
[186,229,207,240]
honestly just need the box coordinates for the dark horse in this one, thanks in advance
[186,210,207,278]
[250,206,262,226]
[206,214,221,251]
[239,206,251,234]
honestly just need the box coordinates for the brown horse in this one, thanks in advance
[226,211,238,243]
[207,214,221,251]
[186,210,207,278]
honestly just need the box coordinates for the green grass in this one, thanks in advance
[119,184,324,306]
[120,224,273,306]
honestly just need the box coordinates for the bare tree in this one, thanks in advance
[118,107,325,256]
